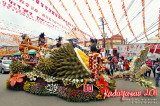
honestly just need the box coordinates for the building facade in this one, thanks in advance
[75,34,125,55]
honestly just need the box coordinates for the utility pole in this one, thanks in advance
[100,17,109,55]
[100,17,105,49]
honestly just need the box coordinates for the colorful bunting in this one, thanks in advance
[141,0,148,40]
[121,0,137,41]
[84,0,108,43]
[158,8,160,39]
[31,0,74,27]
[108,0,124,39]
[1,1,67,36]
[95,0,117,43]
[59,0,88,40]
[0,32,21,46]
[47,0,82,41]
[95,0,113,37]
[72,0,95,38]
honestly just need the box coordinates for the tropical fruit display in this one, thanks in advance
[37,58,55,75]
[74,48,90,71]
[38,43,90,80]
[6,36,116,102]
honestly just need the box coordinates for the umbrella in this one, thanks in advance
[12,49,36,56]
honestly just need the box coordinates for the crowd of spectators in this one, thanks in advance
[104,54,160,87]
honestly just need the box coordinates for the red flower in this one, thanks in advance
[96,76,109,98]
[96,76,108,87]
[9,74,25,87]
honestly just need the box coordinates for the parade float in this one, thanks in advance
[5,34,155,102]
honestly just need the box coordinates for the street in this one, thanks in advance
[0,73,159,106]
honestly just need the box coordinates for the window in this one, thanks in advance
[3,61,11,64]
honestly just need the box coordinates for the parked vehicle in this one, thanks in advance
[0,60,11,74]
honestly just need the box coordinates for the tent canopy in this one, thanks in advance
[12,50,51,56]
[12,49,36,56]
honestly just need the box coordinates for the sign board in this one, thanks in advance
[83,84,93,92]
[100,48,106,57]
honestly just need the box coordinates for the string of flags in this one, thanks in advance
[121,0,138,41]
[59,0,88,40]
[84,0,109,43]
[141,0,148,40]
[0,0,155,42]
[72,0,96,38]
[108,0,124,39]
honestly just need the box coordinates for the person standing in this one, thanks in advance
[155,63,160,87]
[153,60,159,78]
[145,59,153,77]
[123,59,130,80]
[124,59,130,71]
[110,62,115,76]
[118,59,124,72]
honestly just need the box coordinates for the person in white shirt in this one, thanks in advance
[118,59,124,72]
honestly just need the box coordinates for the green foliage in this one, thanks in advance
[10,61,33,74]
[37,58,55,75]
[23,63,33,72]
[10,61,24,74]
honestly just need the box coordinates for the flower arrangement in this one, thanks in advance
[29,83,50,96]
[45,83,59,95]
[96,76,109,99]
[136,76,156,89]
[25,70,57,82]
[5,74,26,90]
[56,86,99,102]
[23,81,35,92]
[9,74,26,87]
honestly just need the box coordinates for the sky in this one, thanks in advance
[0,0,159,44]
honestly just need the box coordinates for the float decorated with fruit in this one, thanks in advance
[5,34,156,102]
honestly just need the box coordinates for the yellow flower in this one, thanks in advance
[96,94,103,99]
[5,78,11,88]
[23,81,35,92]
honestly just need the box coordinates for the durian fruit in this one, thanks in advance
[48,43,90,80]
[10,61,24,74]
[37,58,56,75]
[75,48,89,69]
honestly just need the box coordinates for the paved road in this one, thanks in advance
[0,73,159,106]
